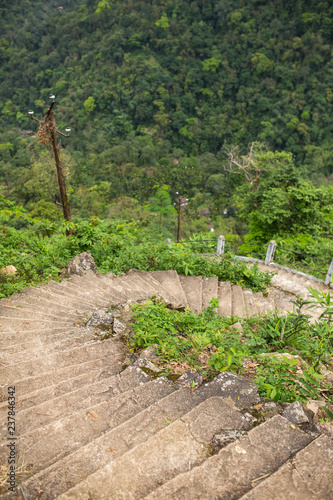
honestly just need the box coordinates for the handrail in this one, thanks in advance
[166,235,333,285]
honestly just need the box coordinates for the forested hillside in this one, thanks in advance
[0,0,333,239]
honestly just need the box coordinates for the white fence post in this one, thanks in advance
[165,238,172,246]
[325,258,333,285]
[265,240,277,265]
[217,235,225,256]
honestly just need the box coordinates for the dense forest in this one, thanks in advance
[0,0,332,246]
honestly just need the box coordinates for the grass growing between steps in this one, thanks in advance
[129,293,333,406]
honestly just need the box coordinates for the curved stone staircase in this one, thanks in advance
[0,268,332,499]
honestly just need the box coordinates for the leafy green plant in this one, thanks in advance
[208,347,245,372]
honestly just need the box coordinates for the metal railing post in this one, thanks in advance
[217,235,225,256]
[265,240,277,265]
[325,258,333,285]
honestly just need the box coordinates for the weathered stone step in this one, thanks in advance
[0,326,70,349]
[57,397,252,499]
[0,316,72,334]
[243,289,257,317]
[41,279,118,310]
[0,351,124,402]
[218,281,232,316]
[0,292,86,317]
[117,273,161,300]
[0,304,79,323]
[241,433,333,500]
[75,272,154,306]
[232,284,246,317]
[17,387,214,498]
[0,337,124,386]
[149,270,187,308]
[179,275,202,314]
[63,272,126,302]
[11,285,103,313]
[128,270,184,308]
[252,292,275,315]
[0,329,97,366]
[44,280,111,307]
[0,366,150,440]
[144,415,311,500]
[0,360,123,414]
[0,378,174,472]
[202,276,218,310]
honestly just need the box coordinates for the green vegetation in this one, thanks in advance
[129,291,333,404]
[0,0,333,246]
[0,195,272,298]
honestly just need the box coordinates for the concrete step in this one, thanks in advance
[14,286,103,313]
[202,276,218,310]
[0,291,90,316]
[0,337,124,386]
[241,433,333,500]
[0,329,97,366]
[0,316,72,333]
[232,284,246,318]
[149,270,187,309]
[128,270,184,308]
[218,281,232,316]
[2,287,95,314]
[179,275,202,314]
[0,351,124,402]
[57,397,252,499]
[64,272,126,302]
[19,387,221,498]
[0,360,126,414]
[0,304,79,323]
[243,289,257,317]
[44,280,111,307]
[0,366,150,440]
[127,269,170,297]
[0,378,174,471]
[252,292,275,315]
[144,415,311,500]
[0,326,70,349]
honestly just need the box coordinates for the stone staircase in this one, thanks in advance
[0,267,332,499]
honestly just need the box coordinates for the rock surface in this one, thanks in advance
[86,310,114,327]
[62,252,98,277]
[282,401,310,425]
[197,371,260,409]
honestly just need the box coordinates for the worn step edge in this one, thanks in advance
[128,271,184,308]
[239,433,333,500]
[56,396,252,500]
[0,366,151,439]
[218,281,232,317]
[15,387,209,499]
[0,351,125,401]
[144,415,312,500]
[179,275,202,314]
[0,338,124,386]
[0,330,99,366]
[149,270,187,308]
[202,276,219,310]
[0,378,174,471]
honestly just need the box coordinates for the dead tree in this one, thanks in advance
[224,142,268,192]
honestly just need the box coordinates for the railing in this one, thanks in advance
[169,236,333,285]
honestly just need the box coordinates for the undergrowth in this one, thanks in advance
[129,290,333,405]
[0,214,272,298]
